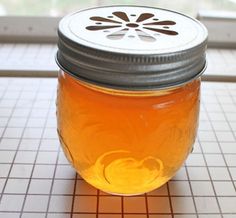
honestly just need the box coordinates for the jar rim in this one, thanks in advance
[57,54,207,92]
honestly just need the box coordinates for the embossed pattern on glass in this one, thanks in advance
[57,71,200,195]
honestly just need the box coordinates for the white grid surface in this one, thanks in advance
[0,78,236,218]
[0,43,236,78]
[0,44,57,75]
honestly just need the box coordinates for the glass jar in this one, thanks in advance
[56,6,208,195]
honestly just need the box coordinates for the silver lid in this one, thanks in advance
[56,5,208,90]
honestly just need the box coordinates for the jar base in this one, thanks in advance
[102,191,146,196]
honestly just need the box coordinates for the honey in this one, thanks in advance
[56,6,207,195]
[57,71,200,195]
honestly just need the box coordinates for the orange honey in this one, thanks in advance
[57,71,200,195]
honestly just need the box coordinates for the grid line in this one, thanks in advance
[213,88,236,192]
[121,196,124,218]
[166,182,174,218]
[185,165,199,217]
[144,193,149,218]
[0,79,25,202]
[196,138,223,217]
[71,173,78,217]
[44,147,61,217]
[18,80,54,217]
[202,97,236,191]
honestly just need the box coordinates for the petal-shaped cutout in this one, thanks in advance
[143,27,178,36]
[90,16,122,24]
[107,28,129,40]
[112,11,130,22]
[143,21,176,26]
[136,29,156,42]
[86,25,122,31]
[136,13,154,23]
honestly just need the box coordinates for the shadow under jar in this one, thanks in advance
[56,5,208,196]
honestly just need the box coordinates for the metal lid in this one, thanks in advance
[56,5,208,90]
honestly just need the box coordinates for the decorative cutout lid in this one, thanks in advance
[56,6,208,90]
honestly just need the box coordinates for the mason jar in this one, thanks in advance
[56,6,208,195]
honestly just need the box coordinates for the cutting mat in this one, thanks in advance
[0,78,236,218]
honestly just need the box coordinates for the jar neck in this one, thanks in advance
[60,70,200,97]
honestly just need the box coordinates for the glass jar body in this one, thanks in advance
[57,70,201,195]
